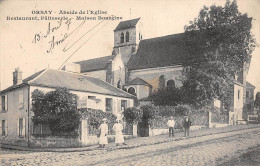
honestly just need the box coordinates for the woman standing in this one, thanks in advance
[98,118,108,148]
[113,119,126,146]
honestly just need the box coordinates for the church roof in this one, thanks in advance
[114,18,140,31]
[125,77,151,86]
[246,81,255,88]
[127,32,192,70]
[75,55,115,72]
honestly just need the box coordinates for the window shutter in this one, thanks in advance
[22,118,26,136]
[0,97,2,112]
[0,120,2,136]
[17,118,19,136]
[5,95,8,112]
[19,90,24,109]
[5,120,8,136]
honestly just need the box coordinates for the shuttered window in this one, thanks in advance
[0,95,8,112]
[17,118,26,137]
[0,120,8,136]
[18,90,24,109]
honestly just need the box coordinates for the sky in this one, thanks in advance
[0,0,259,95]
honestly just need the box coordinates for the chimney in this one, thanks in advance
[13,67,22,85]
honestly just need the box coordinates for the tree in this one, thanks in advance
[182,0,256,107]
[255,92,260,109]
[149,87,182,106]
[255,92,260,122]
[31,87,80,134]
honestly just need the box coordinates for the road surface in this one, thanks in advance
[1,127,260,166]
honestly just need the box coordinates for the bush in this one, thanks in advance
[124,104,209,129]
[31,88,80,135]
[79,108,117,134]
[123,107,142,124]
[149,87,182,106]
[140,105,156,123]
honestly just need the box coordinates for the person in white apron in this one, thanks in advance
[98,118,108,148]
[113,119,126,146]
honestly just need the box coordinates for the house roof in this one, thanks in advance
[23,69,46,83]
[114,18,140,31]
[75,55,114,72]
[1,69,135,98]
[246,81,255,88]
[27,69,134,98]
[0,69,47,93]
[127,32,191,70]
[125,77,151,86]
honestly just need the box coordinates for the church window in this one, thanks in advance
[120,32,124,43]
[246,90,250,98]
[128,87,136,96]
[167,79,175,88]
[126,31,129,42]
[159,75,165,89]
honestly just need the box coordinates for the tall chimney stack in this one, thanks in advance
[13,67,22,85]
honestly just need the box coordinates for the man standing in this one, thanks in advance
[183,115,192,137]
[167,116,175,137]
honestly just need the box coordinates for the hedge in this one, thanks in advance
[78,108,117,135]
[124,104,210,129]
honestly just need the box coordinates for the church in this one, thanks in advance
[65,18,183,102]
[63,18,252,124]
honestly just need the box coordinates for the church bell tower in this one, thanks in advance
[112,18,143,65]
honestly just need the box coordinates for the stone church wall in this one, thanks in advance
[129,66,183,91]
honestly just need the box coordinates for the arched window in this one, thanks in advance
[128,87,136,96]
[117,80,122,89]
[120,32,124,43]
[167,79,175,88]
[126,31,129,42]
[159,75,165,89]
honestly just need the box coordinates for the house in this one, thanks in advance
[0,68,135,146]
[73,18,248,125]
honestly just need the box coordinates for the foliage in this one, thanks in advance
[79,108,117,133]
[31,88,80,134]
[182,0,256,107]
[149,86,182,106]
[123,107,142,124]
[147,105,209,129]
[140,105,156,123]
[154,104,192,117]
[123,105,156,124]
[255,92,260,108]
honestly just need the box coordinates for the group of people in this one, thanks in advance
[98,115,192,148]
[98,118,126,148]
[167,115,192,137]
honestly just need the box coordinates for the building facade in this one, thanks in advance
[0,68,134,146]
[73,18,249,124]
